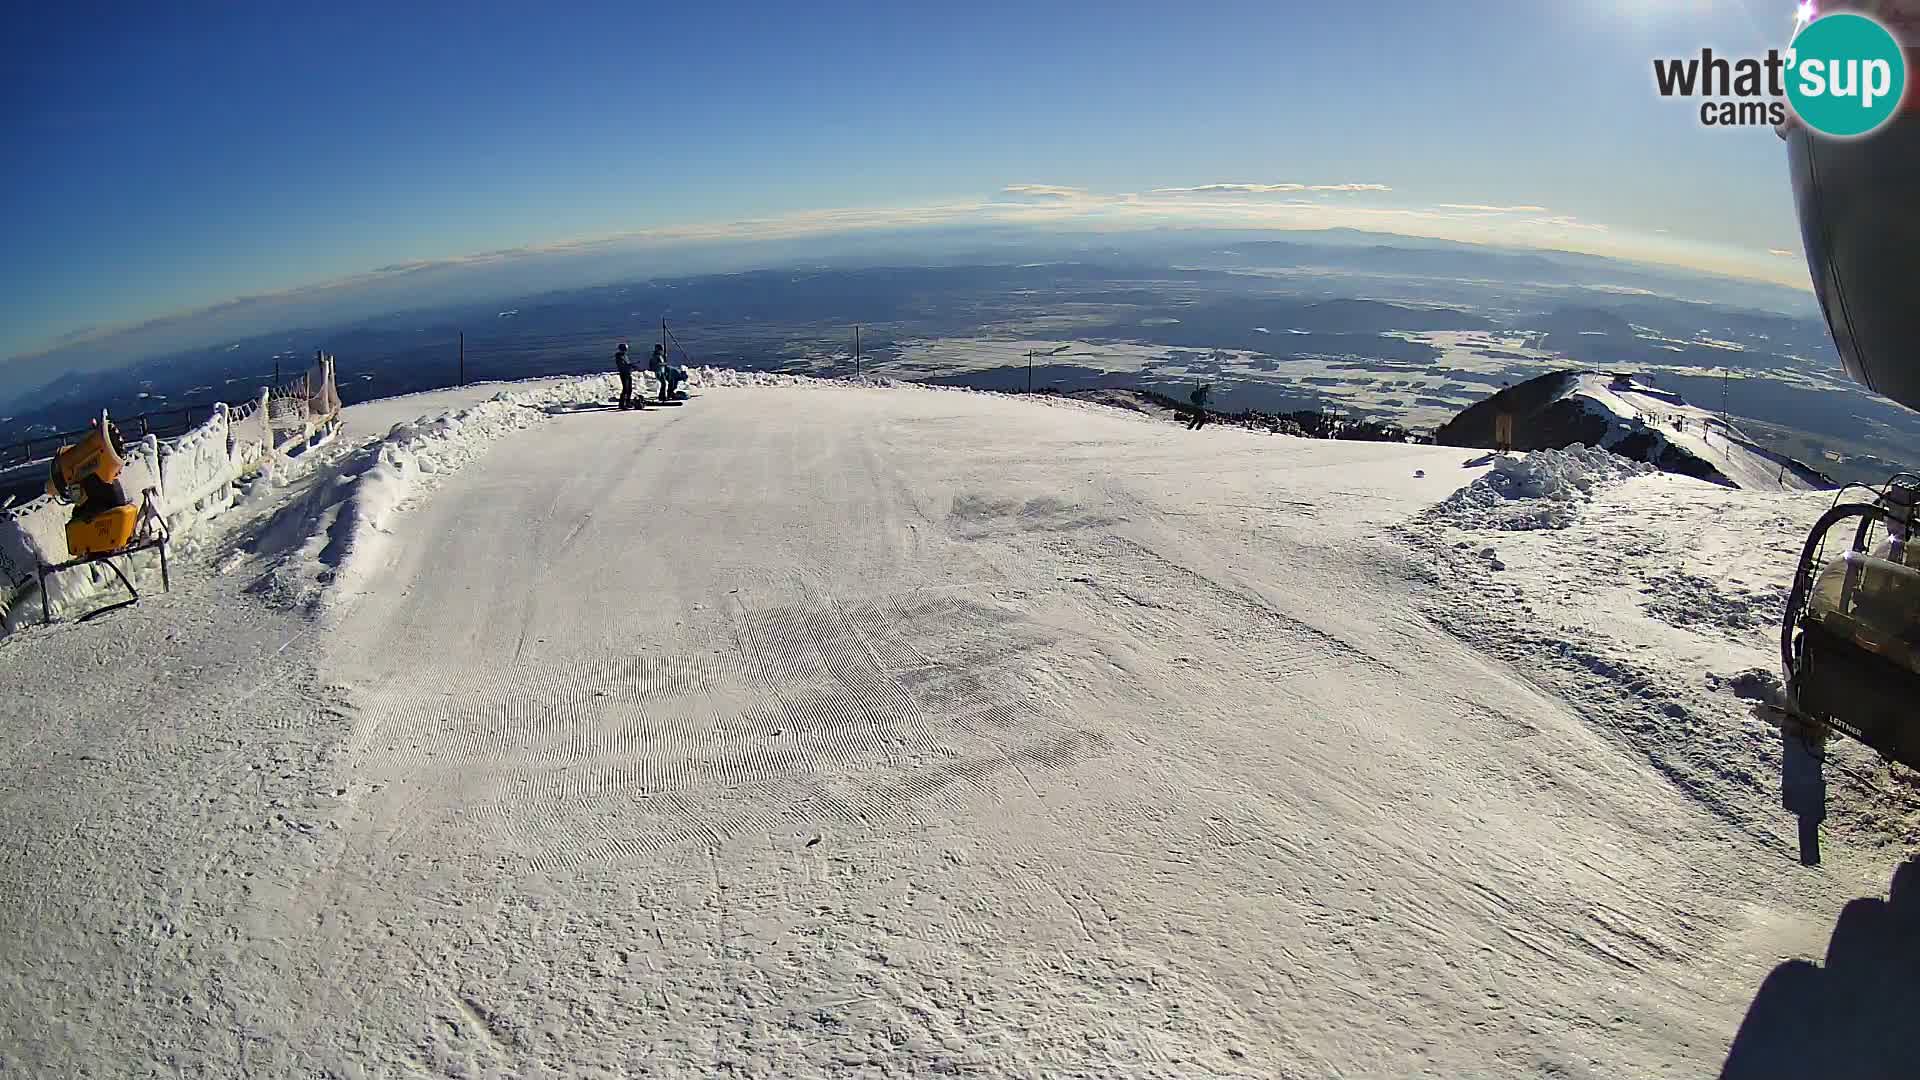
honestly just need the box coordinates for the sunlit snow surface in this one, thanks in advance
[0,371,1912,1077]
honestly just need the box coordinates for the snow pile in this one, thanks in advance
[236,450,299,510]
[684,366,826,389]
[1429,444,1654,530]
[375,403,542,483]
[252,395,558,608]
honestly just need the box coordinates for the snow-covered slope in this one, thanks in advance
[1568,374,1829,492]
[0,373,1912,1078]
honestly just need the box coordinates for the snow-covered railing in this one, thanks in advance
[269,354,342,455]
[0,358,344,629]
[227,389,274,474]
[0,434,163,625]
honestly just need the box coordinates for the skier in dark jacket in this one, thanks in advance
[1186,383,1212,430]
[614,342,640,410]
[649,343,682,402]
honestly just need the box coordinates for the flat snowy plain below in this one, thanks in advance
[1,374,1914,1078]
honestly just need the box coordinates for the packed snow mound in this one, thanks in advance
[1429,444,1654,530]
[684,365,828,389]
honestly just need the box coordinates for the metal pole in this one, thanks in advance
[459,331,465,387]
[855,325,861,379]
[1027,350,1034,394]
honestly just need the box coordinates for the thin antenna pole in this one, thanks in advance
[458,331,465,387]
[855,325,862,379]
[1027,350,1034,394]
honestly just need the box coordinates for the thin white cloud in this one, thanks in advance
[1000,184,1087,199]
[1526,214,1608,233]
[1151,182,1391,195]
[1436,203,1548,214]
[1768,247,1797,257]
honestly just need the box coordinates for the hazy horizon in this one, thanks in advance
[0,219,1822,407]
[4,0,1821,390]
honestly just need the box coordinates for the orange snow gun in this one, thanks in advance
[46,414,139,557]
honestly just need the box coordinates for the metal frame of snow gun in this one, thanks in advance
[1779,474,1920,773]
[36,488,172,625]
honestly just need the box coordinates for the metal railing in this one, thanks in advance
[3,405,211,471]
[1,362,332,473]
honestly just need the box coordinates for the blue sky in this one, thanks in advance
[3,0,1812,365]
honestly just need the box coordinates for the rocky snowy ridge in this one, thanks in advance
[1436,370,1832,492]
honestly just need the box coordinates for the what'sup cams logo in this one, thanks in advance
[1654,2,1911,136]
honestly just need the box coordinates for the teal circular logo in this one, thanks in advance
[1787,13,1908,138]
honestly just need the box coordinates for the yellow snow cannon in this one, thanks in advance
[45,414,138,557]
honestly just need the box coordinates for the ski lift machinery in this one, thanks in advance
[1774,70,1920,858]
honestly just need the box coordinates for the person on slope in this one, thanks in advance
[648,343,685,402]
[1186,383,1212,430]
[614,342,641,410]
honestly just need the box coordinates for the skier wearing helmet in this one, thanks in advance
[614,342,641,410]
[649,342,684,402]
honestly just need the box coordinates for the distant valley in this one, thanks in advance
[5,232,1914,485]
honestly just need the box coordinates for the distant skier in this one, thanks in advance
[1186,384,1212,430]
[614,342,640,410]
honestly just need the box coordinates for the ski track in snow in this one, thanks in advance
[0,371,1914,1077]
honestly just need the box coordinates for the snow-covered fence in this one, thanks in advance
[0,359,342,628]
[156,409,242,533]
[270,353,342,455]
[227,389,274,475]
[0,434,162,624]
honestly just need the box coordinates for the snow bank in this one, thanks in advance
[684,366,824,389]
[250,375,624,610]
[1429,444,1654,530]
